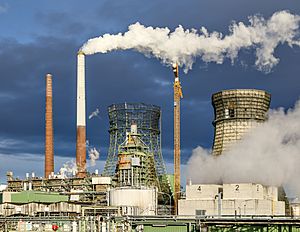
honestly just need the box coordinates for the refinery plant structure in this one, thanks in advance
[0,52,299,231]
[103,103,173,200]
[103,103,163,177]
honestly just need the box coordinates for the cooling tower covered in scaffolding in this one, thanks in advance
[212,89,271,156]
[103,103,167,178]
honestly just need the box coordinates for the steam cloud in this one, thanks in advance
[187,100,300,197]
[88,147,100,167]
[59,160,77,177]
[86,140,100,167]
[81,11,300,73]
[88,108,100,120]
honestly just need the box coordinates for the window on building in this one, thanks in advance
[195,210,206,216]
[225,109,229,118]
[229,108,235,118]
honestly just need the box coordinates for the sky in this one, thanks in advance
[0,0,299,183]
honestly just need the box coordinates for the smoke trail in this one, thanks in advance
[59,160,77,177]
[88,147,100,167]
[88,108,100,120]
[81,11,300,73]
[187,100,300,197]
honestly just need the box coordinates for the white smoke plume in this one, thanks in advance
[59,160,77,177]
[81,11,300,73]
[88,147,100,167]
[88,108,100,120]
[187,100,300,197]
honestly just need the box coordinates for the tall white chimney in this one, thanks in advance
[76,51,86,177]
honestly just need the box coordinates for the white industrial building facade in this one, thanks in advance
[179,183,285,216]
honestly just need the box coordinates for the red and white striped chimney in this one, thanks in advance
[76,51,86,177]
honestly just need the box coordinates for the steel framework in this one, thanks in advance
[103,103,167,179]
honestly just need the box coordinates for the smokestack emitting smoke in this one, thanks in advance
[45,74,54,178]
[81,11,300,73]
[187,100,300,197]
[78,11,300,184]
[76,51,86,177]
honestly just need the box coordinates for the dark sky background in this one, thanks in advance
[0,0,299,182]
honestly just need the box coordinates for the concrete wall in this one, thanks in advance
[291,203,300,216]
[178,199,285,216]
[179,183,284,216]
[265,186,278,201]
[222,199,285,215]
[178,199,217,215]
[0,202,81,216]
[186,184,221,200]
[223,184,278,200]
[223,183,264,200]
[186,183,270,200]
[1,191,14,203]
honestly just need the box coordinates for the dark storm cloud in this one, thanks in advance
[0,33,187,169]
[35,12,87,37]
[93,0,300,32]
[0,36,79,162]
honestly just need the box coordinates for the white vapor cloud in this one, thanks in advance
[88,108,100,119]
[59,160,77,177]
[187,99,300,197]
[81,11,300,73]
[88,147,100,167]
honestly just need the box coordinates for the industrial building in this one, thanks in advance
[178,89,289,218]
[103,103,173,213]
[0,51,298,231]
[103,103,163,177]
[179,182,285,216]
[1,85,288,219]
[0,171,111,216]
[1,101,172,219]
[108,123,159,216]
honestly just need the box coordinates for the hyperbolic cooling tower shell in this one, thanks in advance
[103,103,166,177]
[212,89,271,156]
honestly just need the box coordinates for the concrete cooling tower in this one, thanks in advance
[103,103,166,177]
[212,89,271,156]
